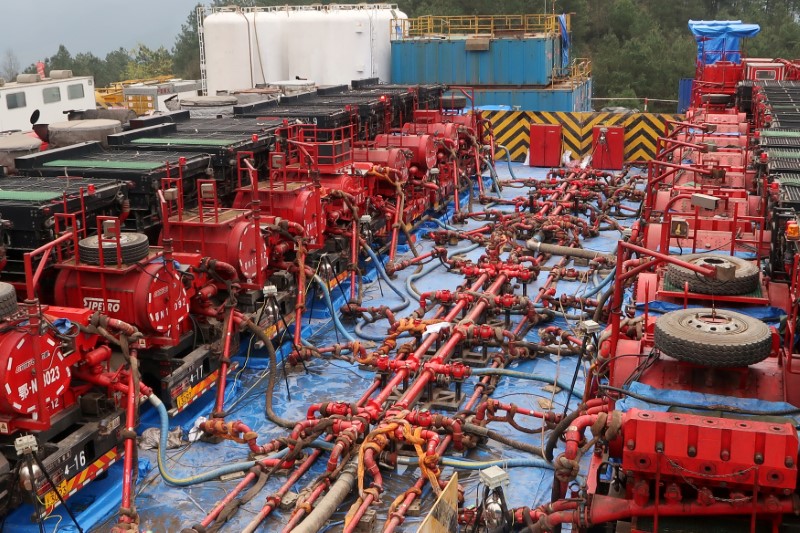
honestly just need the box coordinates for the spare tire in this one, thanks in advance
[441,95,468,109]
[702,93,731,105]
[0,282,18,319]
[665,254,759,296]
[654,308,772,367]
[78,233,150,266]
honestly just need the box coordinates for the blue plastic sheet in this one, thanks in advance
[17,163,632,531]
[688,20,761,64]
[52,318,74,334]
[616,382,800,425]
[2,459,150,533]
[127,163,592,531]
[667,247,758,259]
[558,14,570,69]
[638,301,785,323]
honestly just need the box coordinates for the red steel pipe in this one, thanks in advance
[382,177,589,531]
[535,495,794,532]
[118,349,140,527]
[214,305,237,415]
[346,274,507,531]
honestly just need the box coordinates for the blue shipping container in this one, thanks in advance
[469,79,592,112]
[678,78,694,113]
[392,36,561,86]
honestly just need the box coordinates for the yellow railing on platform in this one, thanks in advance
[570,58,592,79]
[555,58,592,81]
[398,14,566,38]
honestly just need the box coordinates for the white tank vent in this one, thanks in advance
[16,74,41,83]
[50,70,73,79]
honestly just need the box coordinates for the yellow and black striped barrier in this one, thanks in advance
[484,110,684,162]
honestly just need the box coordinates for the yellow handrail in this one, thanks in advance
[550,58,592,86]
[397,14,567,39]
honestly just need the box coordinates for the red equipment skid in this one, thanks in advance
[528,24,800,533]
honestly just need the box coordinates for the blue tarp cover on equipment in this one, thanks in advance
[688,20,760,64]
[558,14,570,69]
[617,382,800,425]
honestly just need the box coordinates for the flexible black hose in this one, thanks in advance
[241,318,296,429]
[463,423,545,457]
[544,409,583,462]
[592,283,614,323]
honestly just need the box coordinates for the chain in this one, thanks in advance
[666,458,755,503]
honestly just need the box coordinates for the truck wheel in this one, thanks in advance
[665,254,759,295]
[78,233,150,265]
[654,308,772,367]
[703,93,731,105]
[0,282,18,319]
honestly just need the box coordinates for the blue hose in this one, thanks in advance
[320,521,345,532]
[361,243,410,311]
[148,394,289,486]
[495,144,518,180]
[483,157,504,196]
[405,243,481,300]
[399,455,554,471]
[582,269,615,298]
[354,244,412,341]
[312,274,357,343]
[470,368,582,399]
[428,218,460,232]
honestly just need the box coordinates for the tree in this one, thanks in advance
[72,52,105,83]
[0,49,20,81]
[172,6,202,80]
[104,48,132,84]
[123,44,174,79]
[24,0,800,107]
[47,45,74,71]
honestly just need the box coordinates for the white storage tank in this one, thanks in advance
[286,9,326,84]
[204,9,252,95]
[287,6,406,86]
[329,7,373,84]
[252,10,289,84]
[371,6,408,81]
[205,5,406,90]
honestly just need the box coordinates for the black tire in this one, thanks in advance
[441,95,467,109]
[78,233,150,266]
[654,308,772,367]
[702,93,731,105]
[0,282,18,319]
[666,254,759,296]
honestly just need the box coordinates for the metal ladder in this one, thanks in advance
[197,5,208,96]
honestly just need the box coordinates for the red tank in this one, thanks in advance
[0,327,72,417]
[166,215,268,284]
[0,306,101,426]
[353,147,410,182]
[402,121,459,143]
[319,173,369,207]
[373,134,437,170]
[233,183,325,249]
[54,259,190,338]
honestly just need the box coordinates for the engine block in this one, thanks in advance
[622,409,798,493]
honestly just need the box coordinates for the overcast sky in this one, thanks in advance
[3,0,201,68]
